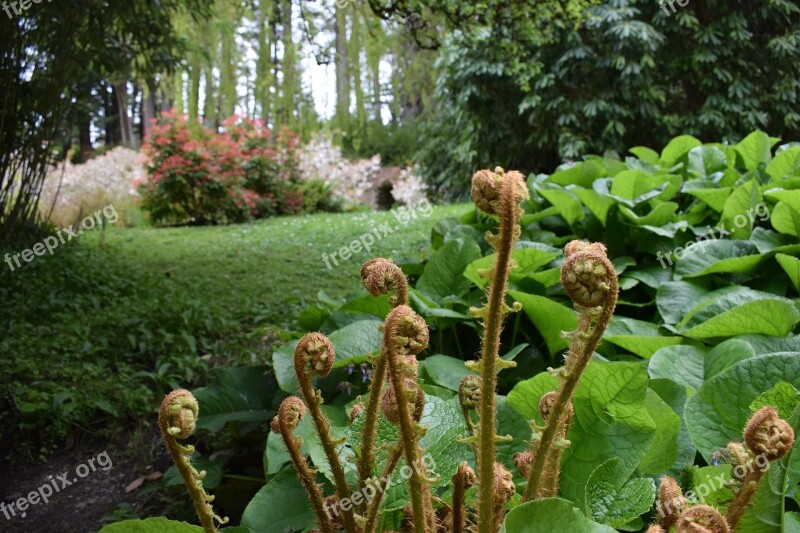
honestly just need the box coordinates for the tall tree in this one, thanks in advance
[334,2,350,130]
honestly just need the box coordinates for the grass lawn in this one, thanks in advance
[0,203,470,461]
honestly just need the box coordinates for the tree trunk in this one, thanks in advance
[334,3,350,130]
[142,81,157,139]
[257,0,274,123]
[279,0,295,128]
[113,80,134,146]
[351,9,366,132]
[105,82,122,145]
[174,70,184,115]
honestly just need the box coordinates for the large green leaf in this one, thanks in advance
[619,202,679,227]
[649,379,697,472]
[648,345,705,390]
[677,287,800,339]
[686,187,732,212]
[273,320,383,393]
[637,390,681,475]
[464,248,559,289]
[736,130,773,170]
[684,352,800,461]
[766,147,800,180]
[500,498,616,533]
[192,366,273,432]
[776,253,800,291]
[572,188,616,225]
[419,354,475,391]
[98,518,207,533]
[547,160,608,188]
[604,317,683,358]
[585,457,656,527]
[241,467,317,533]
[772,201,800,237]
[509,290,576,355]
[661,135,702,166]
[507,362,656,507]
[416,238,482,302]
[347,394,470,511]
[655,280,710,325]
[674,240,763,277]
[720,179,762,239]
[687,146,728,178]
[538,186,585,228]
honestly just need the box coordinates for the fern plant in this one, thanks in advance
[108,166,796,533]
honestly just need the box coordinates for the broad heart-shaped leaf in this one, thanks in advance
[687,145,729,178]
[538,185,585,228]
[677,286,800,339]
[347,394,470,511]
[604,317,683,358]
[721,179,763,239]
[661,134,702,166]
[749,381,800,419]
[419,354,475,391]
[585,457,656,528]
[656,280,710,325]
[192,366,273,432]
[508,291,577,355]
[686,187,733,212]
[241,467,317,533]
[704,338,757,379]
[648,345,705,390]
[766,146,800,180]
[500,498,616,533]
[736,130,773,170]
[649,379,697,473]
[572,187,616,225]
[776,253,800,291]
[416,238,481,303]
[464,248,560,289]
[619,202,679,227]
[637,390,680,475]
[674,239,763,277]
[608,170,679,205]
[684,352,800,461]
[507,362,656,508]
[273,320,383,393]
[98,518,207,533]
[547,159,609,188]
[772,200,800,237]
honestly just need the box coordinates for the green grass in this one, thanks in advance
[0,203,470,460]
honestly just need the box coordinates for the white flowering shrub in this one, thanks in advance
[40,147,145,227]
[391,164,427,207]
[298,134,428,208]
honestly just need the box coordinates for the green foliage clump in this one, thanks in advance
[417,0,800,197]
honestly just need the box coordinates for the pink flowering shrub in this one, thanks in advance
[139,112,305,225]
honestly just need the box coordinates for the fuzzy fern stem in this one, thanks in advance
[272,397,335,533]
[358,258,409,503]
[159,390,228,533]
[523,241,618,501]
[294,333,359,533]
[470,168,528,533]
